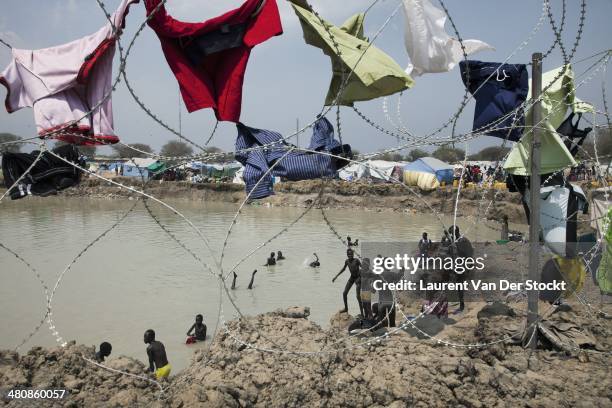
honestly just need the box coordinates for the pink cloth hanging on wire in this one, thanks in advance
[0,0,139,145]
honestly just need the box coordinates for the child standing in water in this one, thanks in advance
[186,314,207,342]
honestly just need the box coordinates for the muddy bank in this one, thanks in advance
[10,178,528,221]
[2,302,610,407]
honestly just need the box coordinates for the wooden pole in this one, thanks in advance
[526,52,543,349]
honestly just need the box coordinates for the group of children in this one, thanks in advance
[332,228,473,332]
[264,250,286,266]
[94,314,208,380]
[94,228,471,378]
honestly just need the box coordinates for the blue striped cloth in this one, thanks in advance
[235,117,351,199]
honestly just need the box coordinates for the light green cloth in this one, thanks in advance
[504,65,593,175]
[290,0,414,106]
[599,207,612,294]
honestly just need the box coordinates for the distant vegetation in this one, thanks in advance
[111,143,154,158]
[0,133,22,154]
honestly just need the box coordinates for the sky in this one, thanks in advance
[1,0,611,157]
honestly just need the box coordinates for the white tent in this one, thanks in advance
[233,167,245,185]
[339,160,404,182]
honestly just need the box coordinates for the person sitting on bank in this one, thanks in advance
[186,314,207,342]
[501,215,509,241]
[95,341,112,363]
[264,252,276,266]
[144,329,171,379]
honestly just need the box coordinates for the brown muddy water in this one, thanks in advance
[0,197,522,371]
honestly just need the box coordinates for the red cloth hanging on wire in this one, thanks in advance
[144,0,283,122]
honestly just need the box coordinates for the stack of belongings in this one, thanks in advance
[235,117,351,199]
[2,144,85,200]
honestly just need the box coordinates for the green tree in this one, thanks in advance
[203,146,234,163]
[468,146,511,161]
[54,141,96,158]
[579,126,612,160]
[111,143,154,158]
[405,149,428,162]
[432,145,466,163]
[0,133,22,154]
[373,152,403,162]
[160,140,194,158]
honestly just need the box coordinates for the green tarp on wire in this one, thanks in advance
[289,0,414,106]
[504,65,593,176]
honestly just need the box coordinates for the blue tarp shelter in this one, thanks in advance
[403,157,454,190]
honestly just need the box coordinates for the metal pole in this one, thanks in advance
[526,52,543,349]
[296,118,300,149]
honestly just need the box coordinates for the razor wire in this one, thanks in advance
[0,0,610,400]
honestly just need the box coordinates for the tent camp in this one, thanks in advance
[403,157,453,190]
[104,158,165,180]
[339,160,405,182]
[184,162,241,179]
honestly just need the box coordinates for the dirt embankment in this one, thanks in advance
[1,303,610,407]
[50,178,528,221]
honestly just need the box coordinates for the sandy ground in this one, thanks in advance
[18,178,529,222]
[1,298,610,407]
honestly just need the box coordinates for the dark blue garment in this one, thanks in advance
[235,117,351,199]
[459,60,528,141]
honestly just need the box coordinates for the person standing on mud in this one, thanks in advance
[144,329,171,379]
[448,226,473,314]
[418,232,432,257]
[501,215,509,241]
[332,249,362,314]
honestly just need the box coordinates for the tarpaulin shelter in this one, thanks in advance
[403,157,453,190]
[185,162,241,179]
[338,160,405,182]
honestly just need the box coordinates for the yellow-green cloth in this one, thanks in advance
[599,207,612,294]
[289,0,414,106]
[504,65,593,175]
